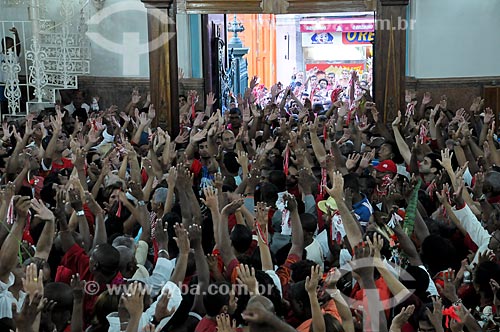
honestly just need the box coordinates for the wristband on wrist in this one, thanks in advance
[76,210,85,216]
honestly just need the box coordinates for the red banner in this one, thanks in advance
[300,19,374,33]
[305,63,365,75]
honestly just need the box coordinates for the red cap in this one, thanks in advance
[374,160,397,174]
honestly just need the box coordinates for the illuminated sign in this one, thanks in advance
[342,32,375,44]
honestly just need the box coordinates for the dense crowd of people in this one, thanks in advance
[0,66,499,332]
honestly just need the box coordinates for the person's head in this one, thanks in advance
[197,138,210,159]
[91,291,121,330]
[474,261,500,301]
[300,213,317,246]
[373,160,397,184]
[1,36,14,54]
[377,142,398,161]
[416,303,437,332]
[89,243,120,284]
[221,130,236,151]
[104,184,122,206]
[230,224,253,254]
[327,73,336,84]
[42,282,74,332]
[312,95,323,105]
[203,282,236,317]
[295,71,305,83]
[19,150,40,171]
[318,314,344,332]
[115,245,137,278]
[483,171,500,199]
[419,153,441,175]
[291,260,316,283]
[310,75,317,85]
[255,182,279,206]
[23,257,51,283]
[268,170,286,192]
[72,90,85,109]
[358,174,376,196]
[262,93,273,107]
[223,151,240,175]
[229,108,242,129]
[319,79,328,89]
[112,235,135,250]
[420,234,458,276]
[151,187,168,214]
[288,280,311,320]
[179,94,187,108]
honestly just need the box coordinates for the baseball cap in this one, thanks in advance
[374,160,397,174]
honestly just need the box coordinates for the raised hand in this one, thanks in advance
[14,196,32,219]
[323,171,344,199]
[283,193,297,212]
[128,181,144,202]
[436,268,459,302]
[236,264,259,295]
[366,233,384,260]
[201,186,219,211]
[206,92,217,107]
[188,224,202,247]
[304,265,321,294]
[12,292,46,330]
[437,148,454,171]
[391,305,416,330]
[422,91,432,105]
[155,290,176,321]
[191,128,208,142]
[392,110,402,128]
[221,198,244,216]
[216,314,237,332]
[154,218,169,249]
[22,263,44,297]
[346,153,361,170]
[174,223,190,254]
[426,297,444,332]
[30,198,55,221]
[121,281,145,319]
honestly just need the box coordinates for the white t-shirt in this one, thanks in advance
[64,102,90,115]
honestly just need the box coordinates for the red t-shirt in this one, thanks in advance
[51,157,74,172]
[55,243,124,326]
[195,317,243,332]
[195,317,218,332]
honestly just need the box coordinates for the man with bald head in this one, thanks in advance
[113,238,175,299]
[241,295,296,332]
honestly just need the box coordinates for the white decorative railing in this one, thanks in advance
[1,0,91,118]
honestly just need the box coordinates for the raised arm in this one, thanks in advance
[31,199,56,261]
[169,224,190,284]
[324,172,363,246]
[285,193,304,258]
[0,196,30,283]
[305,265,326,332]
[219,199,244,267]
[391,111,412,165]
[189,224,209,315]
[255,202,273,271]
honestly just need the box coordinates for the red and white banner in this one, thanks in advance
[300,17,375,33]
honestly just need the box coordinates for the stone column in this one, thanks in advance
[373,0,409,123]
[141,0,179,134]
